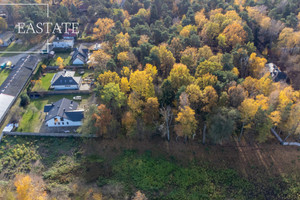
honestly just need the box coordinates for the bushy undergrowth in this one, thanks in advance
[111,151,254,199]
[0,143,40,177]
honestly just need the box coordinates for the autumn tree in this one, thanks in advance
[120,77,130,93]
[150,44,175,77]
[56,57,64,70]
[143,97,159,125]
[221,22,247,49]
[93,18,115,40]
[115,32,130,51]
[129,69,155,99]
[201,22,220,46]
[186,84,202,109]
[122,111,137,136]
[92,104,113,136]
[167,63,194,91]
[195,60,222,77]
[144,63,157,79]
[128,91,144,116]
[180,47,199,72]
[89,49,112,72]
[238,95,270,141]
[97,71,120,86]
[14,174,47,200]
[228,84,248,107]
[195,9,208,29]
[198,45,214,60]
[194,73,218,90]
[79,105,98,135]
[132,190,148,200]
[175,106,197,141]
[248,53,267,78]
[200,86,218,112]
[169,37,183,61]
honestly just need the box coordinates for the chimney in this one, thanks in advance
[71,100,73,104]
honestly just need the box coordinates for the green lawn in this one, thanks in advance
[74,68,94,79]
[0,69,10,85]
[0,42,35,57]
[17,94,90,132]
[49,53,71,66]
[32,72,55,91]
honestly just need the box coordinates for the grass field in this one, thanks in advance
[0,136,299,199]
[32,72,55,91]
[74,68,94,79]
[0,69,10,85]
[17,94,90,132]
[49,53,71,66]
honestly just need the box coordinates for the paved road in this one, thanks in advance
[0,55,39,124]
[0,55,39,95]
[0,41,46,65]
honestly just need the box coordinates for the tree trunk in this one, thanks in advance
[239,122,244,142]
[166,123,170,141]
[202,124,206,144]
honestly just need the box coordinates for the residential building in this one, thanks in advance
[50,70,82,90]
[63,29,78,40]
[70,45,89,65]
[0,32,15,47]
[265,63,288,82]
[52,38,74,49]
[44,98,84,127]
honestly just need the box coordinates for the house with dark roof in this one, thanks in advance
[44,98,84,127]
[265,63,288,82]
[0,32,15,47]
[50,70,82,90]
[70,45,89,65]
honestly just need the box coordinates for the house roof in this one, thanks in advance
[265,63,287,82]
[71,45,88,63]
[0,32,14,42]
[63,29,78,38]
[53,38,74,43]
[44,98,83,122]
[51,70,81,86]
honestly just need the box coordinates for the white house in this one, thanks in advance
[70,45,89,65]
[52,38,74,49]
[50,70,82,90]
[44,98,84,127]
[265,63,287,82]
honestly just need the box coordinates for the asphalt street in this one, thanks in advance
[0,55,39,123]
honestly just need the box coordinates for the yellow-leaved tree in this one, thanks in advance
[93,18,115,40]
[175,106,198,141]
[15,174,47,200]
[248,53,267,78]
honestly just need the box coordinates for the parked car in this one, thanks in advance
[73,96,82,101]
[6,61,12,69]
[1,62,6,69]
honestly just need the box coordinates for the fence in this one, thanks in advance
[2,131,97,138]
